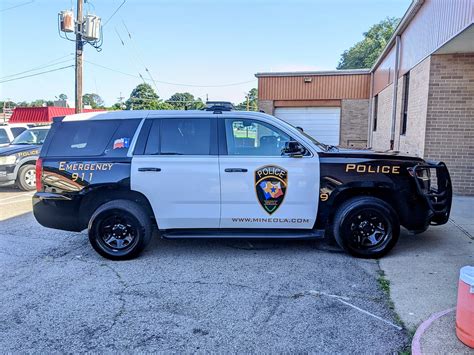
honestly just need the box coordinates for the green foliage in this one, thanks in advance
[125,83,162,110]
[58,93,68,100]
[167,92,206,110]
[337,17,400,69]
[235,88,258,111]
[82,93,104,109]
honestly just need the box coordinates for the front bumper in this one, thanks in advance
[0,164,16,186]
[409,161,452,225]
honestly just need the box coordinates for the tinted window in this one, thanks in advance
[11,127,27,137]
[47,119,140,157]
[0,128,9,144]
[12,128,49,145]
[225,119,291,156]
[144,119,160,155]
[159,118,211,155]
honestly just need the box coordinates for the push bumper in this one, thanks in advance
[409,161,452,225]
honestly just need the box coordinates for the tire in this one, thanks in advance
[88,199,152,260]
[332,197,400,258]
[16,164,36,191]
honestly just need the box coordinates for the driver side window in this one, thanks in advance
[225,119,291,156]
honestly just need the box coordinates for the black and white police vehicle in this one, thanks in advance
[33,110,452,260]
[0,126,50,190]
[0,123,29,147]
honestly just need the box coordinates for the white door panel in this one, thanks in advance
[219,156,319,229]
[274,107,340,146]
[131,156,220,229]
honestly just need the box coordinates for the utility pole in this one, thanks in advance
[246,94,250,111]
[75,0,83,113]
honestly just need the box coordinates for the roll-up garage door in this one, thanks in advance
[274,107,340,145]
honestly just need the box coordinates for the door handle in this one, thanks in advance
[138,167,161,172]
[224,168,248,173]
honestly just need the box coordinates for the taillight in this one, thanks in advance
[35,158,43,192]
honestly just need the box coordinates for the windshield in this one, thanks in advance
[12,128,49,145]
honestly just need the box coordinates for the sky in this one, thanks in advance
[0,0,411,106]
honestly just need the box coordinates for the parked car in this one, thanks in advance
[0,126,50,190]
[0,123,29,147]
[33,110,451,260]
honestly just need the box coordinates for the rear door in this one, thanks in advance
[218,116,320,229]
[131,115,220,229]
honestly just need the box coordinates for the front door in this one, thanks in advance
[219,117,319,229]
[132,116,220,229]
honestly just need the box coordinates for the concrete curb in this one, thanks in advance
[411,307,456,355]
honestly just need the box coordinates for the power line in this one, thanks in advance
[85,60,257,88]
[0,0,34,12]
[0,57,74,80]
[0,65,74,84]
[103,0,126,27]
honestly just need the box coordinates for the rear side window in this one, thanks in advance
[47,119,140,157]
[0,128,9,144]
[11,127,27,137]
[145,118,212,155]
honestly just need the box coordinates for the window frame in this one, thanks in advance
[401,72,410,136]
[218,117,311,157]
[137,117,218,156]
[373,95,378,132]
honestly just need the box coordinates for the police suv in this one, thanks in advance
[33,110,452,260]
[0,126,50,190]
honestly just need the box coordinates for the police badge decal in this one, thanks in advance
[255,165,288,215]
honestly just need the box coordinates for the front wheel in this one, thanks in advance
[88,200,152,260]
[332,197,400,258]
[17,164,36,191]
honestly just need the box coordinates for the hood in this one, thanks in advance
[0,144,41,156]
[320,147,424,162]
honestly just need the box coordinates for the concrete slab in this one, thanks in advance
[380,197,474,330]
[420,310,473,354]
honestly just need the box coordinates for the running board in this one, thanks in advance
[161,229,325,240]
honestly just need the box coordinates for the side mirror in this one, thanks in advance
[282,141,305,157]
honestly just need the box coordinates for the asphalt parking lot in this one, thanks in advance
[0,187,409,353]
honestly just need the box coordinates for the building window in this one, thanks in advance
[373,95,378,132]
[401,72,410,135]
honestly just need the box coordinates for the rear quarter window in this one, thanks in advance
[47,119,140,157]
[11,127,27,137]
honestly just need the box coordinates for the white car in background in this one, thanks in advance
[0,124,30,147]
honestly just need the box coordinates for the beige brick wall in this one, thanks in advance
[424,54,474,195]
[396,56,431,157]
[340,99,369,148]
[371,84,393,150]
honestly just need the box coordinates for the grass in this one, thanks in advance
[377,267,415,354]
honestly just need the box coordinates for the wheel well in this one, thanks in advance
[325,187,400,229]
[78,187,155,229]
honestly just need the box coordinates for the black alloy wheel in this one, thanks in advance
[332,197,400,258]
[88,200,152,260]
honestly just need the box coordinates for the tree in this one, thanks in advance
[125,83,163,110]
[82,93,104,109]
[58,93,68,100]
[235,88,258,111]
[166,92,205,110]
[337,17,400,70]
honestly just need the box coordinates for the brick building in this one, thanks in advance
[256,0,474,195]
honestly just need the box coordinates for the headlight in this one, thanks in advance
[0,155,17,165]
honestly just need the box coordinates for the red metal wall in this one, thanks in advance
[258,73,370,101]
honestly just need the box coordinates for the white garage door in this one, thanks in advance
[274,107,340,146]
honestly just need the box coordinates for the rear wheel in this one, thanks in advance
[88,200,152,260]
[332,197,399,258]
[17,164,36,191]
